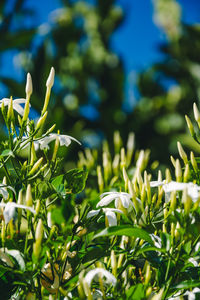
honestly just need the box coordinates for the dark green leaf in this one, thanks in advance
[64,167,88,194]
[93,225,154,245]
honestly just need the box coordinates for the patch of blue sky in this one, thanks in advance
[79,104,100,121]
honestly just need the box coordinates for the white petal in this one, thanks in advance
[13,103,25,116]
[0,98,9,106]
[3,203,16,224]
[0,187,8,199]
[120,194,130,208]
[87,209,101,218]
[84,268,117,287]
[97,194,116,207]
[150,180,164,187]
[105,210,117,226]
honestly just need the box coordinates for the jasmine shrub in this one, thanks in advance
[1,69,200,300]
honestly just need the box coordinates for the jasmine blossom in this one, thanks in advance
[38,133,81,150]
[0,98,30,116]
[87,208,123,226]
[150,180,200,202]
[97,191,133,209]
[84,268,117,287]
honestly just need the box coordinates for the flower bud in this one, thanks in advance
[42,67,55,115]
[183,189,192,215]
[175,159,182,182]
[113,131,122,153]
[165,168,172,182]
[28,157,43,176]
[193,102,200,128]
[7,97,14,122]
[145,264,151,285]
[46,67,55,89]
[177,141,188,165]
[170,155,176,168]
[126,132,135,167]
[183,164,190,182]
[36,218,43,239]
[111,250,117,277]
[120,147,126,169]
[190,151,198,173]
[26,184,32,207]
[185,115,195,137]
[35,111,48,131]
[25,73,33,98]
[97,165,104,193]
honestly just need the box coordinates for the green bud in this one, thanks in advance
[185,115,195,137]
[28,157,43,176]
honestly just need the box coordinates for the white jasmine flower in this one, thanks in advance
[84,268,117,287]
[184,288,200,300]
[0,184,15,200]
[0,202,36,224]
[0,98,30,116]
[188,257,198,267]
[163,181,200,202]
[87,208,123,227]
[150,180,200,202]
[97,192,133,209]
[38,133,81,150]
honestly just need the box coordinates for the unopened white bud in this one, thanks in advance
[46,67,55,89]
[26,73,33,97]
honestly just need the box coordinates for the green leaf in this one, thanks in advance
[172,280,200,289]
[0,149,14,158]
[93,225,154,245]
[82,247,106,263]
[51,175,64,189]
[64,167,88,194]
[37,181,53,198]
[126,284,145,299]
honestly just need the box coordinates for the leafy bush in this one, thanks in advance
[1,68,200,299]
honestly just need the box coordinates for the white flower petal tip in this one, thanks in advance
[84,268,117,288]
[0,202,36,224]
[38,133,81,150]
[0,98,31,116]
[97,191,132,209]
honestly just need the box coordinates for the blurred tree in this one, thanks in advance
[128,0,200,166]
[0,0,35,137]
[18,0,125,163]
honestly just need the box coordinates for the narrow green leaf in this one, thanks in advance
[93,225,154,245]
[172,280,200,289]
